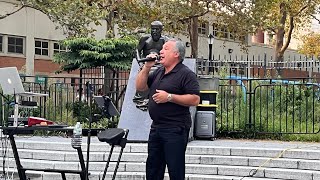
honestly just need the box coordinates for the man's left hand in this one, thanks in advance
[152,89,169,104]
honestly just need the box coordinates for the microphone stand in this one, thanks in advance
[0,91,11,178]
[85,82,93,180]
[0,92,12,126]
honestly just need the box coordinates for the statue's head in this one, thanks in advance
[151,21,163,41]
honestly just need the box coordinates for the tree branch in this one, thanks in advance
[0,3,54,22]
[176,0,212,23]
[281,16,294,54]
[311,14,320,24]
[0,4,27,19]
[293,0,311,17]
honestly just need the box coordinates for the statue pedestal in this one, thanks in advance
[118,58,197,142]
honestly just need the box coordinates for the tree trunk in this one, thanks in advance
[275,2,286,63]
[275,29,284,63]
[188,0,199,58]
[189,16,198,58]
[274,2,286,76]
[105,11,115,38]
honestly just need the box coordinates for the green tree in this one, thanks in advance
[111,0,320,61]
[213,0,320,62]
[52,36,138,72]
[298,32,320,59]
[3,0,318,62]
[0,0,106,37]
[53,36,137,110]
[116,0,213,58]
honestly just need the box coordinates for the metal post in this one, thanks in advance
[208,33,214,73]
[8,134,27,180]
[209,44,212,61]
[77,147,86,180]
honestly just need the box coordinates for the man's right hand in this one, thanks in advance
[136,54,157,91]
[144,54,158,68]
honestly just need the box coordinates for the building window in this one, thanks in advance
[198,22,208,35]
[53,42,67,53]
[35,40,49,56]
[0,35,3,52]
[212,23,246,41]
[8,36,24,54]
[212,24,228,39]
[213,24,218,37]
[268,33,275,45]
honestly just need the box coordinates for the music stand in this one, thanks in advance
[93,96,120,118]
[85,95,121,180]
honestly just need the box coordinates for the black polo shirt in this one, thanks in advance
[147,62,200,128]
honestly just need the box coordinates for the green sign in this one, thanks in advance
[35,75,47,84]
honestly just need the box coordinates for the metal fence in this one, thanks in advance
[2,56,320,136]
[218,77,320,135]
[0,67,129,127]
[198,55,320,135]
[197,54,320,79]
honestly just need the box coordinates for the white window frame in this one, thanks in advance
[212,23,228,39]
[53,42,67,54]
[0,35,3,53]
[212,23,246,41]
[198,22,208,35]
[35,39,49,56]
[7,36,24,54]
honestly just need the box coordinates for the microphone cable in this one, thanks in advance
[239,145,320,180]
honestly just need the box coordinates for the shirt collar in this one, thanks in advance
[164,62,183,74]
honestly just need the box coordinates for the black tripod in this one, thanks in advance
[86,95,129,180]
[98,128,129,180]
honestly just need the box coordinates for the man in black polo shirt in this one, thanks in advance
[136,38,200,180]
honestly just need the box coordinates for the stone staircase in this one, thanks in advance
[1,136,320,180]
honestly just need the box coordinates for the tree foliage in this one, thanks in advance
[2,0,320,61]
[298,32,320,59]
[53,36,138,73]
[213,0,320,62]
[114,0,320,61]
[116,0,213,58]
[0,0,106,37]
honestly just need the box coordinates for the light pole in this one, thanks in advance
[208,33,214,73]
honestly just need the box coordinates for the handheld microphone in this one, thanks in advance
[138,55,160,63]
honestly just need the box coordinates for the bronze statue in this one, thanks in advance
[134,21,168,111]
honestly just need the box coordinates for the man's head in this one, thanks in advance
[151,21,163,41]
[159,38,186,67]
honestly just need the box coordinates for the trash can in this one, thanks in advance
[195,111,215,140]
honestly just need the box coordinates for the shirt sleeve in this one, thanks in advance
[183,71,200,95]
[147,68,157,88]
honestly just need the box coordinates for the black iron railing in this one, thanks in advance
[217,77,320,135]
[2,56,320,136]
[0,67,129,127]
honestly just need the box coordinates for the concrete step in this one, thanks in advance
[1,156,320,180]
[12,139,320,161]
[3,148,320,171]
[1,168,288,180]
[1,137,320,180]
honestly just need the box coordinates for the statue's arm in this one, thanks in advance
[161,35,169,42]
[135,36,150,60]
